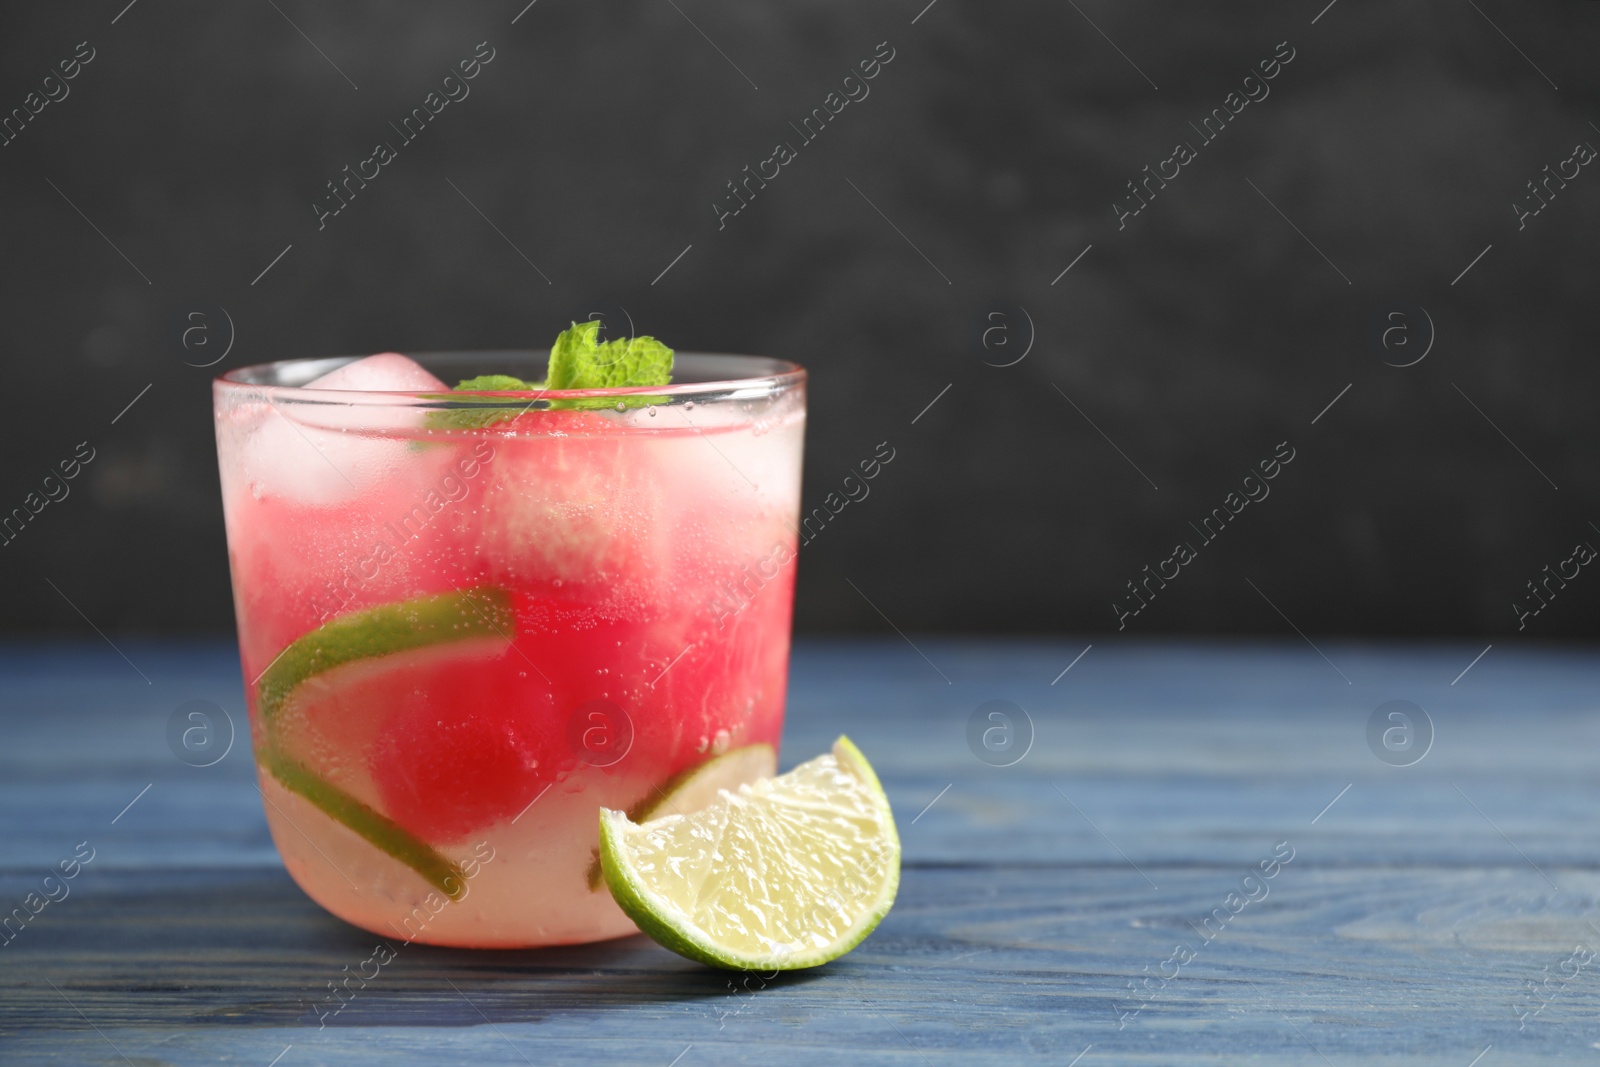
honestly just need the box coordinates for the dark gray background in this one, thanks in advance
[0,1,1595,638]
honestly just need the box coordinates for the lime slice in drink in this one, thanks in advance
[259,749,472,900]
[586,743,777,891]
[598,736,900,970]
[270,633,512,810]
[258,586,516,723]
[255,587,517,899]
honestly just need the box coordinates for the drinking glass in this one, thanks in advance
[213,351,805,946]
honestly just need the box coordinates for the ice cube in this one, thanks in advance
[232,352,453,506]
[306,352,449,393]
[475,412,671,588]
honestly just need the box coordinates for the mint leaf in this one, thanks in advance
[421,321,675,435]
[547,319,604,390]
[454,374,544,391]
[423,375,547,432]
[547,320,674,397]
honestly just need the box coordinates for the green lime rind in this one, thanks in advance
[585,743,777,891]
[254,586,515,896]
[599,735,900,971]
[261,749,469,901]
[258,586,515,724]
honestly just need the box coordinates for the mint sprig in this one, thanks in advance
[420,374,545,431]
[455,374,544,392]
[548,320,674,393]
[422,320,674,431]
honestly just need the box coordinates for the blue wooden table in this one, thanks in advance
[3,638,1597,1065]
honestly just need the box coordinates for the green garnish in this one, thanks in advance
[262,750,470,900]
[424,376,546,431]
[256,587,514,896]
[258,587,515,723]
[454,374,544,392]
[423,320,674,430]
[548,320,674,392]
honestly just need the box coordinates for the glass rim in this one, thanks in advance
[216,350,806,405]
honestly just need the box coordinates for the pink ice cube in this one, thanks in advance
[230,352,453,505]
[306,352,449,393]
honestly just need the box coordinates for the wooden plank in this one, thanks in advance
[1,640,1597,1065]
[3,864,1597,1064]
[7,863,1599,1063]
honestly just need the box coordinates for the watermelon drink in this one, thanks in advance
[213,339,805,947]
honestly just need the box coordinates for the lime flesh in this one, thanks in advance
[586,743,777,891]
[599,736,900,970]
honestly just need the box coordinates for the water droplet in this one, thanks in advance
[646,407,657,417]
[615,401,627,412]
[684,401,695,411]
[711,728,731,755]
[695,735,710,753]
[552,578,563,588]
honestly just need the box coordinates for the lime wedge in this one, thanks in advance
[586,743,777,891]
[254,586,516,898]
[598,736,900,970]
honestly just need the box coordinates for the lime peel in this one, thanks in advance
[262,750,469,900]
[253,586,516,896]
[258,587,514,723]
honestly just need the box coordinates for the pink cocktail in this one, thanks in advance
[213,350,805,946]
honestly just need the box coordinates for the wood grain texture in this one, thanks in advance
[2,639,1597,1065]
